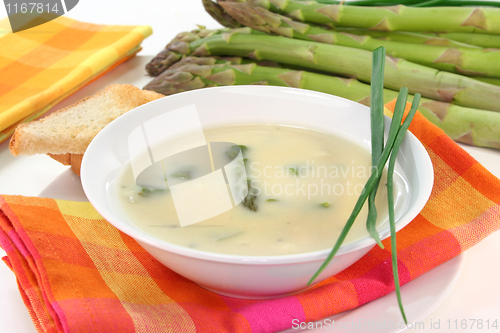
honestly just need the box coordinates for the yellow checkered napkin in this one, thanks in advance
[0,16,152,143]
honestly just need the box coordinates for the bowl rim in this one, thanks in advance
[81,85,434,265]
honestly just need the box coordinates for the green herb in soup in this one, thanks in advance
[170,171,191,180]
[242,179,258,212]
[225,144,248,160]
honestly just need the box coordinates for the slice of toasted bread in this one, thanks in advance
[9,84,164,156]
[9,84,164,176]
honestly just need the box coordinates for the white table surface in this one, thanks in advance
[1,1,499,332]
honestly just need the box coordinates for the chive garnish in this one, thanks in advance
[138,187,165,196]
[266,199,279,202]
[141,188,152,195]
[387,93,421,324]
[366,47,386,249]
[287,167,298,176]
[320,202,330,208]
[171,171,191,179]
[309,47,421,325]
[215,231,244,242]
[226,144,248,160]
[308,89,405,278]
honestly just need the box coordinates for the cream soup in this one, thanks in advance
[116,124,393,256]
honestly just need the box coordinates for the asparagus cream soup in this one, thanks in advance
[116,124,394,256]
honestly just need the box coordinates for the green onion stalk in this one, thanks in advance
[366,47,386,249]
[385,92,422,324]
[307,81,421,324]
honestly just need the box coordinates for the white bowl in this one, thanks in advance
[81,86,433,299]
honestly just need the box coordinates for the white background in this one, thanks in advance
[1,1,500,332]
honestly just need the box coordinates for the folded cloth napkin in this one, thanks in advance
[0,16,152,144]
[1,100,500,333]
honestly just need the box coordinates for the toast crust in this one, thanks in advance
[48,153,84,176]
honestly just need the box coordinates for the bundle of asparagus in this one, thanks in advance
[144,55,500,148]
[143,1,500,149]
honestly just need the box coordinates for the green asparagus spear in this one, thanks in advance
[474,76,500,86]
[143,60,500,149]
[330,29,500,49]
[293,0,500,7]
[162,30,500,112]
[145,26,265,76]
[331,28,480,49]
[424,31,500,48]
[146,49,183,77]
[202,0,243,28]
[145,27,220,76]
[332,29,500,49]
[243,180,259,211]
[219,1,500,77]
[231,0,500,35]
[406,0,500,7]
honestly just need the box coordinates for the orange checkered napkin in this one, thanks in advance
[1,101,500,333]
[0,16,152,144]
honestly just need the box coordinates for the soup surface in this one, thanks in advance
[116,124,395,256]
